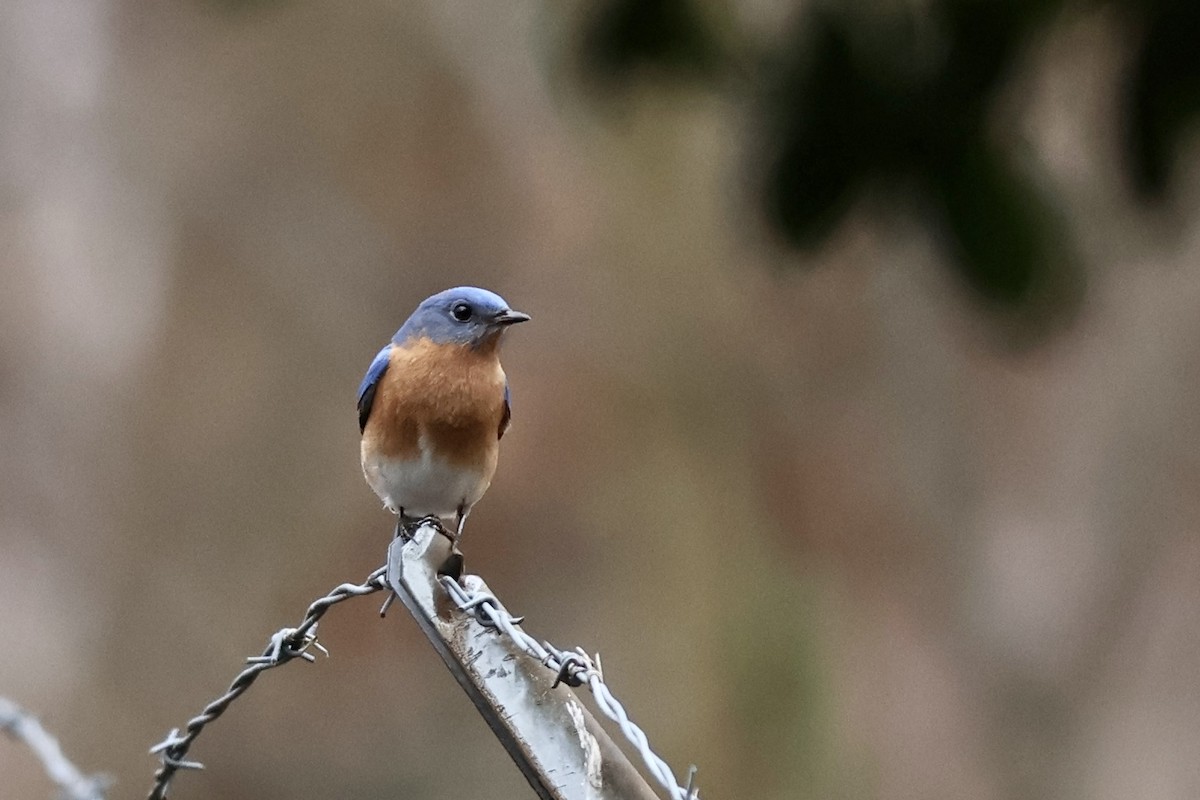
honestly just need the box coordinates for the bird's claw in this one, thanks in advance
[399,514,458,544]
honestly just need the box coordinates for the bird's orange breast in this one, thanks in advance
[363,337,507,468]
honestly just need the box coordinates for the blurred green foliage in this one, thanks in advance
[575,0,1200,324]
[1126,0,1200,196]
[578,0,722,83]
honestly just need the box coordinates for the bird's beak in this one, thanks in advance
[493,309,531,326]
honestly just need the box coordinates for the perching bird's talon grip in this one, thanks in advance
[399,514,450,540]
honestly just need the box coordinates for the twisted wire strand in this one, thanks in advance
[145,558,701,800]
[145,566,387,800]
[0,696,110,800]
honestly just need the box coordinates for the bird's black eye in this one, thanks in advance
[451,302,472,322]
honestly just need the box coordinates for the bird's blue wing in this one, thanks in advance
[357,344,393,433]
[498,379,512,439]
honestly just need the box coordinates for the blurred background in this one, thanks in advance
[3,1,1200,798]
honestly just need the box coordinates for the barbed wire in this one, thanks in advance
[439,576,700,800]
[0,696,110,800]
[145,544,702,800]
[145,565,388,800]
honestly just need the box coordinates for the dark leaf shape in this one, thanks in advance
[1124,0,1200,197]
[577,0,721,86]
[930,141,1054,306]
[763,16,870,247]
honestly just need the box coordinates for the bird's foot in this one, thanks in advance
[398,514,456,543]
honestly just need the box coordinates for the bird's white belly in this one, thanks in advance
[361,445,489,519]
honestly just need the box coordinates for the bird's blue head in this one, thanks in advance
[394,287,530,349]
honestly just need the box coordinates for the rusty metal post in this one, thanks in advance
[386,525,664,800]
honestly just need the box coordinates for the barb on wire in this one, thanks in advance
[438,575,700,800]
[0,696,110,800]
[145,565,388,800]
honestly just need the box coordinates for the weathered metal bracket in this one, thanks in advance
[386,526,661,800]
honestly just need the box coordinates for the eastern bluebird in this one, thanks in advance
[357,287,529,541]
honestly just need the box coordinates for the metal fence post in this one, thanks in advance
[387,526,665,800]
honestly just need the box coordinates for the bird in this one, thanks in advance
[357,286,529,543]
